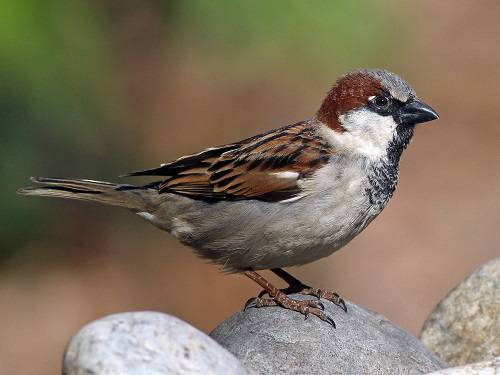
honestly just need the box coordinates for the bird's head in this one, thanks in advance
[316,68,438,161]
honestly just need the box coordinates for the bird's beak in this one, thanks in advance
[396,100,439,125]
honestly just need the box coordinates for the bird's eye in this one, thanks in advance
[374,95,389,108]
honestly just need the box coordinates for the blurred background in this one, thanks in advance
[1,1,499,373]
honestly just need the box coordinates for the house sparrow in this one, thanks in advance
[18,68,438,327]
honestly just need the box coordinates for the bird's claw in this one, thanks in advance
[243,292,336,328]
[326,316,336,328]
[337,297,347,313]
[296,287,347,313]
[244,297,258,310]
[314,300,325,311]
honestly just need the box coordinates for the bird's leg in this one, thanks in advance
[269,268,347,312]
[243,271,336,327]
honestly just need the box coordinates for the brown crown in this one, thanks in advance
[316,72,383,132]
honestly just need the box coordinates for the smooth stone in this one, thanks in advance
[211,294,447,375]
[63,311,251,375]
[425,357,500,374]
[421,257,500,366]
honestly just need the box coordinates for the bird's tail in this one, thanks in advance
[17,177,153,210]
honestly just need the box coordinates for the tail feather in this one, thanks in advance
[17,177,151,210]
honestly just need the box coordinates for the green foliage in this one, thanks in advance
[0,1,115,258]
[171,0,392,75]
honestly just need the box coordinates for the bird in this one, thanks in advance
[18,68,438,327]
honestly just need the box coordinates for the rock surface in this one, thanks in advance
[426,357,500,374]
[210,294,447,375]
[63,311,251,375]
[421,257,500,366]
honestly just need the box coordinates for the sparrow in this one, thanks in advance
[18,68,438,327]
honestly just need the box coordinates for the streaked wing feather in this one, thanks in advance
[126,122,333,202]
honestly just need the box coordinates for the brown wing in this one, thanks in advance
[125,122,333,202]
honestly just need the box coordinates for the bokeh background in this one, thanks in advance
[1,1,499,374]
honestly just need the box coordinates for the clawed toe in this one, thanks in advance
[336,297,347,313]
[325,292,347,312]
[299,299,325,312]
[298,287,348,313]
[311,300,325,311]
[303,306,336,328]
[243,293,335,328]
[258,289,345,311]
[244,296,277,310]
[243,271,341,327]
[325,315,337,328]
[244,297,258,310]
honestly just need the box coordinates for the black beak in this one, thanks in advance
[396,100,439,125]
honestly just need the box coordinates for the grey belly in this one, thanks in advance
[147,191,381,273]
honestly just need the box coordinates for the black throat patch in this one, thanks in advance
[366,124,415,207]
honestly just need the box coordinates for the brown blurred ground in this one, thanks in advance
[1,1,500,374]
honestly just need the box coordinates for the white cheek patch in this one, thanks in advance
[319,108,398,161]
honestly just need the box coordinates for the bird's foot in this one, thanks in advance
[258,285,347,313]
[245,290,336,328]
[296,287,347,313]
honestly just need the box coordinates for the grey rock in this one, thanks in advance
[421,257,500,366]
[425,356,500,374]
[210,294,447,375]
[63,311,251,375]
